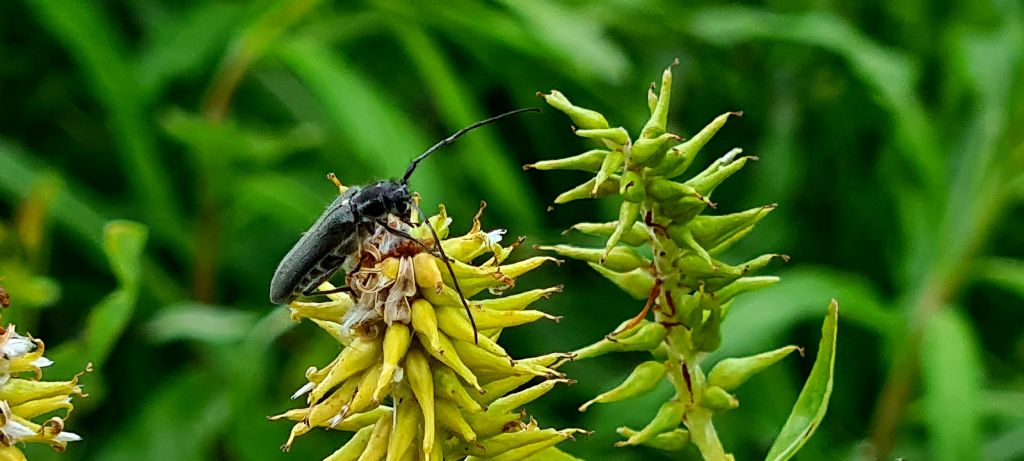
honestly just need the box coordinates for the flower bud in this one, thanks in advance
[708,345,801,391]
[579,360,667,411]
[538,90,609,130]
[524,149,608,173]
[700,385,739,412]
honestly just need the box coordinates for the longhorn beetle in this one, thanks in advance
[270,108,538,343]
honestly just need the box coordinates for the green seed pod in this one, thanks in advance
[553,175,621,205]
[684,149,754,197]
[616,427,689,452]
[538,90,610,130]
[690,204,776,253]
[692,304,722,352]
[579,361,667,411]
[646,83,658,114]
[659,193,713,225]
[684,253,786,291]
[574,321,668,360]
[716,276,780,305]
[657,111,742,178]
[646,177,698,201]
[663,286,702,328]
[537,244,648,273]
[700,385,739,412]
[593,149,624,195]
[615,399,685,447]
[630,132,681,167]
[708,345,801,391]
[565,221,647,246]
[588,263,655,300]
[640,61,676,139]
[619,170,645,203]
[665,224,713,266]
[574,127,630,146]
[603,202,641,258]
[524,149,608,173]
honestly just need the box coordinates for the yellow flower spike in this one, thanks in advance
[402,348,435,457]
[385,385,419,461]
[356,413,392,461]
[324,424,374,461]
[311,336,383,403]
[374,323,412,402]
[434,399,477,442]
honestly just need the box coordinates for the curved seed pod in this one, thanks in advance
[640,62,675,139]
[657,111,742,178]
[385,386,419,461]
[374,323,412,402]
[402,348,435,457]
[465,429,587,461]
[684,149,754,196]
[646,177,699,201]
[615,400,685,447]
[525,149,608,173]
[538,90,609,130]
[573,321,668,360]
[716,276,780,305]
[432,366,483,412]
[565,221,647,246]
[665,224,713,267]
[701,385,739,412]
[692,304,723,352]
[630,133,681,167]
[323,424,374,461]
[619,170,644,203]
[615,427,689,453]
[690,204,776,252]
[554,175,621,205]
[574,127,630,146]
[312,337,383,403]
[593,149,624,195]
[538,244,648,273]
[603,202,641,260]
[434,399,477,442]
[356,413,392,461]
[586,263,654,300]
[708,345,801,391]
[579,361,667,411]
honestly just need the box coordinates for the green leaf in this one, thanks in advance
[921,308,983,461]
[974,257,1024,300]
[145,303,259,345]
[82,221,148,366]
[764,299,838,461]
[28,0,185,248]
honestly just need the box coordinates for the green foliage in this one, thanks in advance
[0,1,1022,460]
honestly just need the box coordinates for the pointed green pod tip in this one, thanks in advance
[707,345,802,391]
[538,90,610,130]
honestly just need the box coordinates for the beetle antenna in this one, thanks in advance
[401,108,539,184]
[412,202,479,344]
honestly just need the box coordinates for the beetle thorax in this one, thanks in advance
[352,180,412,223]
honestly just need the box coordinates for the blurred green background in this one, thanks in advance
[1,0,1023,460]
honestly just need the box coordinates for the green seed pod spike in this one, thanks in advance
[640,60,677,140]
[579,361,667,411]
[538,90,609,130]
[524,149,609,173]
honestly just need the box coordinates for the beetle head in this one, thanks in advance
[355,180,411,222]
